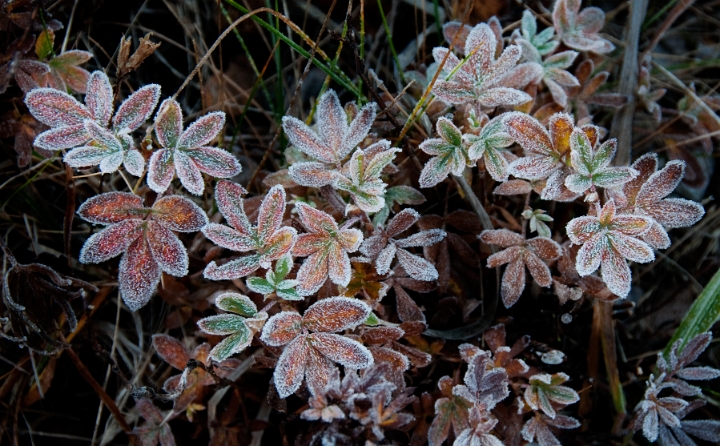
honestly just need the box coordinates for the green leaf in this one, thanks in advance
[275,254,293,280]
[247,277,275,295]
[197,314,247,335]
[35,29,55,60]
[208,324,252,361]
[664,267,720,358]
[216,292,257,316]
[364,312,380,326]
[277,288,303,301]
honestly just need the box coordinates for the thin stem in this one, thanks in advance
[451,174,492,232]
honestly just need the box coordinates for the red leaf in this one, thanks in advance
[77,192,144,224]
[152,334,190,370]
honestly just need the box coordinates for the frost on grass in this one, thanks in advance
[77,192,207,310]
[259,297,373,398]
[480,229,561,307]
[148,99,241,195]
[203,181,296,281]
[566,199,654,298]
[26,70,160,176]
[291,202,363,295]
[359,208,445,281]
[432,22,531,108]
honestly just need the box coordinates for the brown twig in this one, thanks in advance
[64,344,134,437]
[609,0,648,166]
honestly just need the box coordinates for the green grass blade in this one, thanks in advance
[375,0,406,85]
[664,266,720,357]
[224,0,363,100]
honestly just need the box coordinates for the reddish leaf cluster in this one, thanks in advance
[77,192,207,310]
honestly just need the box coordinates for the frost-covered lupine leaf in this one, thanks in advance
[291,202,363,295]
[552,0,614,54]
[463,115,515,181]
[203,182,296,281]
[518,10,559,56]
[480,229,562,307]
[521,412,580,446]
[505,112,581,202]
[566,199,654,298]
[196,292,267,361]
[418,117,469,188]
[524,372,580,419]
[632,332,720,444]
[432,22,531,108]
[77,192,207,311]
[282,89,377,188]
[616,154,705,251]
[335,140,400,213]
[372,185,425,227]
[26,70,160,176]
[428,376,472,446]
[565,127,636,194]
[246,254,302,300]
[359,208,445,282]
[148,99,240,195]
[259,297,373,398]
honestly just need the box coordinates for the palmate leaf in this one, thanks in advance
[565,127,636,194]
[566,200,653,297]
[292,203,363,295]
[149,99,240,195]
[525,372,579,419]
[260,297,373,398]
[418,117,468,188]
[203,183,296,281]
[432,22,531,108]
[335,141,400,213]
[463,115,514,181]
[283,89,376,166]
[480,229,561,307]
[428,376,471,446]
[246,255,302,300]
[552,0,614,54]
[195,292,265,361]
[77,193,207,311]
